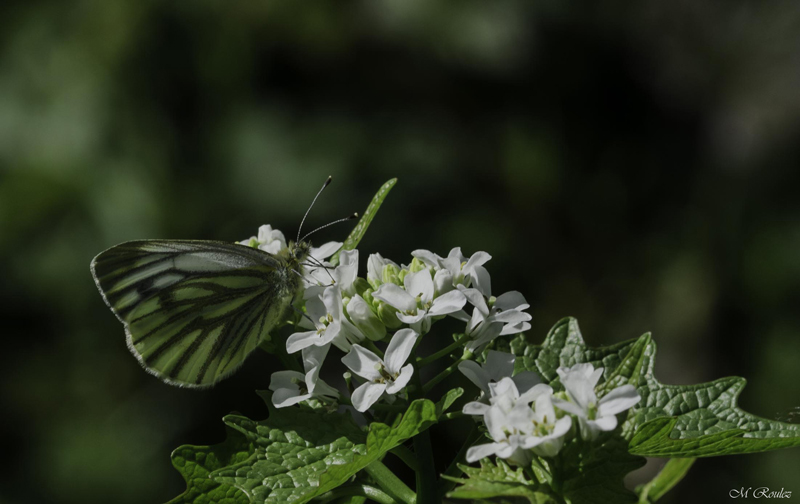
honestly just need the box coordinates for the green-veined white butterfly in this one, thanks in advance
[91,177,351,388]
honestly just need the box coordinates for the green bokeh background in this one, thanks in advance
[2,1,800,502]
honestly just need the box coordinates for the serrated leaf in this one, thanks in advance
[166,426,253,504]
[444,459,557,503]
[330,178,396,266]
[208,395,446,504]
[509,317,800,457]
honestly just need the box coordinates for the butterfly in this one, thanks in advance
[91,178,349,388]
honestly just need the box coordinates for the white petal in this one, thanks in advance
[552,416,573,438]
[450,309,471,323]
[459,287,489,316]
[598,385,641,416]
[462,401,491,416]
[411,249,440,268]
[433,269,454,295]
[341,344,383,381]
[591,414,618,433]
[494,310,531,324]
[484,405,509,441]
[484,351,515,382]
[499,321,531,336]
[386,364,414,394]
[351,382,387,412]
[466,442,502,463]
[310,241,343,260]
[551,397,587,418]
[269,370,304,392]
[494,291,528,311]
[272,388,309,408]
[397,311,426,324]
[302,344,329,373]
[428,290,467,316]
[286,331,321,354]
[373,283,417,312]
[463,251,492,272]
[518,383,553,405]
[384,328,418,373]
[404,270,435,303]
[346,294,386,341]
[322,286,343,318]
[319,321,341,345]
[458,360,492,396]
[470,265,492,297]
[311,378,339,399]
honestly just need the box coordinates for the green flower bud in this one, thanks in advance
[346,294,387,341]
[353,277,371,297]
[408,257,428,273]
[377,301,403,329]
[382,264,401,286]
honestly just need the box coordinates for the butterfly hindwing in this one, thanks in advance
[91,240,300,387]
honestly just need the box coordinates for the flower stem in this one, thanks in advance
[364,461,417,504]
[416,333,468,367]
[422,350,473,394]
[410,362,437,504]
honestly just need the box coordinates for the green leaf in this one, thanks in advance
[166,426,253,504]
[509,317,800,457]
[444,459,557,503]
[209,394,447,504]
[635,458,695,503]
[330,178,397,265]
[557,435,645,504]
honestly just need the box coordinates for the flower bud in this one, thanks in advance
[408,257,427,273]
[382,264,401,286]
[377,301,403,329]
[346,294,387,341]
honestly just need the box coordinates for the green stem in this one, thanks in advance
[390,445,419,471]
[416,334,468,367]
[410,363,437,504]
[364,461,417,504]
[422,350,473,394]
[363,340,385,358]
[437,422,482,498]
[316,485,398,504]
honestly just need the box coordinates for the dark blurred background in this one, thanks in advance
[2,1,800,503]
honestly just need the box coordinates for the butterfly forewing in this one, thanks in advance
[91,240,299,387]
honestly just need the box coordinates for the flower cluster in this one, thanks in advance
[461,355,641,464]
[239,224,534,413]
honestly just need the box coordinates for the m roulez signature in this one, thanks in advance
[730,487,792,499]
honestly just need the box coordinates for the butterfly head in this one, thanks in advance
[288,240,311,264]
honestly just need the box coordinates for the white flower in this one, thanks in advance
[346,294,386,341]
[239,224,288,255]
[456,288,532,353]
[458,351,541,403]
[286,286,345,353]
[341,328,418,412]
[372,270,466,334]
[367,253,400,289]
[466,385,572,463]
[528,392,572,457]
[552,363,641,440]
[463,376,551,416]
[269,345,338,407]
[300,241,343,293]
[412,247,492,291]
[304,248,356,297]
[465,404,537,466]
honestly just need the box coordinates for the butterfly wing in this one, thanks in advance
[91,240,299,387]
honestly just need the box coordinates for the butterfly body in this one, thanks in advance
[91,239,310,387]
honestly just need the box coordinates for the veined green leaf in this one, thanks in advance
[204,389,456,504]
[444,459,557,503]
[330,178,397,266]
[166,426,253,504]
[508,317,800,457]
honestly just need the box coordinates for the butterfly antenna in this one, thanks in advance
[302,255,337,285]
[300,213,359,243]
[297,176,333,244]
